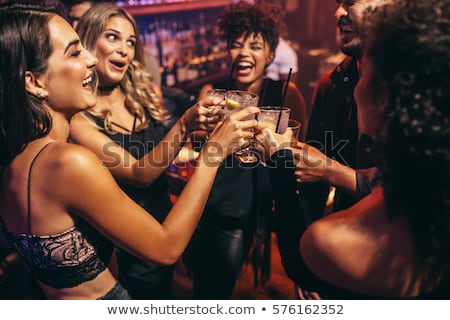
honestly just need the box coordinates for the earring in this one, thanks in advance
[37,90,46,99]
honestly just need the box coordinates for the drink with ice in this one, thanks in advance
[224,90,259,164]
[258,107,290,133]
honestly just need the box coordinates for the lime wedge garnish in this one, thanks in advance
[226,98,240,110]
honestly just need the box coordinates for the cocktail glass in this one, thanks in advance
[224,90,259,164]
[288,119,302,143]
[258,106,291,134]
[205,89,226,140]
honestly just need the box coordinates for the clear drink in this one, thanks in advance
[224,90,259,164]
[258,107,290,133]
[206,88,226,105]
[224,90,259,114]
[204,89,227,140]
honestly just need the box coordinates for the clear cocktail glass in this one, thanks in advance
[224,90,260,164]
[205,89,227,140]
[258,106,291,134]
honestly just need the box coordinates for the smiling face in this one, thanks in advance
[229,32,274,89]
[335,0,388,58]
[94,16,136,87]
[37,15,97,116]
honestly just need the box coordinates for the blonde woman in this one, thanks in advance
[69,3,238,299]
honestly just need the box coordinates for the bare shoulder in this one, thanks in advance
[47,143,107,179]
[46,142,124,210]
[300,189,413,294]
[301,190,385,269]
[300,213,348,271]
[299,206,372,293]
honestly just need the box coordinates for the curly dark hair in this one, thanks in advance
[362,0,450,290]
[216,0,287,52]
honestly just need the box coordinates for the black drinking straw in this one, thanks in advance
[275,68,293,132]
[226,59,237,91]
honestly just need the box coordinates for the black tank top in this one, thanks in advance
[86,112,172,222]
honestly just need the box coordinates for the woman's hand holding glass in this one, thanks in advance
[200,106,260,165]
[224,90,260,163]
[253,106,293,164]
[180,96,225,135]
[254,126,293,163]
[204,89,227,140]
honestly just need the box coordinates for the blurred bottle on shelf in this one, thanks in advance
[133,3,231,89]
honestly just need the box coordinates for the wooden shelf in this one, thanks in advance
[121,0,231,16]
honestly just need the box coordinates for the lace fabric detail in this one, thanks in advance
[2,219,113,288]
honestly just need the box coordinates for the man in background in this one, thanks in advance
[63,0,97,28]
[301,0,385,219]
[276,0,389,299]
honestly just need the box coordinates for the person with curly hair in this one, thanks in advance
[183,0,307,299]
[68,3,230,299]
[0,3,258,299]
[256,0,450,298]
[274,0,390,300]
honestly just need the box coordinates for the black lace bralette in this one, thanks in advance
[1,218,113,289]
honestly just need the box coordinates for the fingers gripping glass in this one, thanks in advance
[205,89,226,141]
[224,90,260,165]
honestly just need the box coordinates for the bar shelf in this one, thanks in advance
[120,0,231,16]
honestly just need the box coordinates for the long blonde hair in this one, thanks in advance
[76,3,169,133]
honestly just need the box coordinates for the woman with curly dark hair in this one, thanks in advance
[183,0,307,299]
[256,0,450,298]
[200,0,306,126]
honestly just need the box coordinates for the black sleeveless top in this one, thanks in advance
[86,112,172,222]
[0,143,113,289]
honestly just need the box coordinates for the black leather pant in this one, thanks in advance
[183,221,252,299]
[116,249,175,300]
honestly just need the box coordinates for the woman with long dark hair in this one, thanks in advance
[0,3,258,299]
